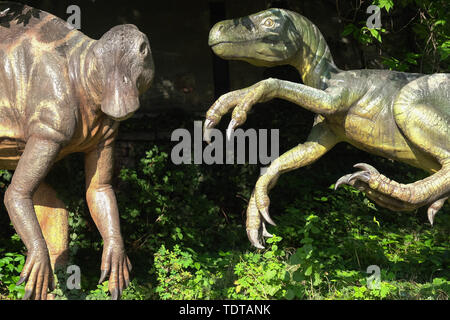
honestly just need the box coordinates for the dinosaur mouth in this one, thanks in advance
[209,40,255,59]
[210,41,279,63]
[209,39,254,48]
[210,42,240,58]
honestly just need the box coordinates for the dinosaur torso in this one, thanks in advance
[0,3,117,169]
[323,69,441,172]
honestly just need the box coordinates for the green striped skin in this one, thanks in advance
[206,8,449,249]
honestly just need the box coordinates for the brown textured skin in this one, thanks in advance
[0,2,154,299]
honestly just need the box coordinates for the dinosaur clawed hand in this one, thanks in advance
[99,240,132,300]
[18,249,55,300]
[204,79,277,143]
[335,163,446,225]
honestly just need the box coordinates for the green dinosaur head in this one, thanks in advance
[208,8,301,67]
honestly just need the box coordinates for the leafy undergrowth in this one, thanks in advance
[1,145,448,300]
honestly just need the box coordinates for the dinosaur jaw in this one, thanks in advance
[210,41,286,67]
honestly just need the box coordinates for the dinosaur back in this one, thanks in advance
[0,2,85,50]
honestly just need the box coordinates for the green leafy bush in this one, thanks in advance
[0,251,25,299]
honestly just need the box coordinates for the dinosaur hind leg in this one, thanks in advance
[336,74,450,222]
[247,122,339,248]
[33,182,69,271]
[393,73,450,218]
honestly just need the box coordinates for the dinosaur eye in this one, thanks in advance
[263,18,275,28]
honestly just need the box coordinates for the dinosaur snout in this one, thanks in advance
[208,21,228,47]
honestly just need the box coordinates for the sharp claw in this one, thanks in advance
[354,163,378,172]
[247,229,265,249]
[427,207,437,226]
[262,222,273,238]
[16,276,26,286]
[427,198,446,226]
[204,128,212,144]
[99,270,108,284]
[349,171,371,183]
[204,120,214,143]
[22,290,32,300]
[204,119,214,129]
[226,119,237,141]
[334,174,352,190]
[259,207,276,226]
[50,275,56,291]
[0,8,10,17]
[111,288,119,300]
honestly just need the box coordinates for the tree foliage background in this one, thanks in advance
[0,0,449,300]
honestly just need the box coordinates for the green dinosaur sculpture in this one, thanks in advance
[205,8,449,249]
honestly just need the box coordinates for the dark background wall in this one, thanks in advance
[16,0,373,114]
[3,0,426,170]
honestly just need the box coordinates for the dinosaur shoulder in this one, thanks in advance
[25,59,79,144]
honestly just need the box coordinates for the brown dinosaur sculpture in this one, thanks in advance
[0,2,154,299]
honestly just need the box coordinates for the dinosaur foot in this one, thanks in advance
[335,163,430,217]
[335,163,447,225]
[247,222,273,250]
[246,188,276,249]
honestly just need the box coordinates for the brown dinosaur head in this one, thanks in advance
[92,24,154,121]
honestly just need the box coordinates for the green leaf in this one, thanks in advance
[377,0,394,12]
[342,24,356,37]
[304,265,313,276]
[286,288,295,300]
[369,28,382,42]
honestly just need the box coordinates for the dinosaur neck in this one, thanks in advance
[287,13,340,89]
[66,35,100,106]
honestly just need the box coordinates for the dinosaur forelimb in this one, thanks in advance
[204,78,342,142]
[204,79,278,142]
[335,162,450,221]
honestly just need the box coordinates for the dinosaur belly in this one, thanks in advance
[341,113,440,173]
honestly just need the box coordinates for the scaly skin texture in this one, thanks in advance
[0,2,154,299]
[205,8,449,249]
